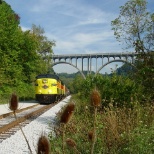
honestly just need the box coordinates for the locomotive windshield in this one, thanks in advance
[36,74,59,80]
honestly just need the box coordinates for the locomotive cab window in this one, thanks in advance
[51,83,57,86]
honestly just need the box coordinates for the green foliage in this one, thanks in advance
[0,1,55,102]
[134,51,154,99]
[0,82,35,102]
[116,63,135,75]
[0,1,22,85]
[121,126,154,154]
[111,0,153,52]
[111,0,154,100]
[71,75,85,94]
[31,24,55,73]
[49,93,154,153]
[74,74,143,107]
[58,72,88,94]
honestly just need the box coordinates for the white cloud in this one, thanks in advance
[5,0,152,74]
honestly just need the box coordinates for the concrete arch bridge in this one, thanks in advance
[52,52,138,79]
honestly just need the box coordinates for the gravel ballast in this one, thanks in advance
[0,96,71,154]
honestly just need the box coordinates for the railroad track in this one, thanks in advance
[0,102,58,142]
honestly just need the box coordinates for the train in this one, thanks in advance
[35,74,69,104]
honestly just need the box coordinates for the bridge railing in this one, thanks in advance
[52,52,138,59]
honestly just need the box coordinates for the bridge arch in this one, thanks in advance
[52,61,86,79]
[96,59,137,74]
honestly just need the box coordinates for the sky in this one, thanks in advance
[4,0,154,74]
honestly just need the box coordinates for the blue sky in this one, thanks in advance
[4,0,154,74]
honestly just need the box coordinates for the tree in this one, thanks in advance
[0,1,56,99]
[111,0,154,99]
[0,1,22,85]
[31,24,56,73]
[111,0,154,52]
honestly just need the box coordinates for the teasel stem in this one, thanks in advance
[90,106,97,154]
[13,111,33,154]
[66,138,81,154]
[62,123,66,154]
[90,88,101,154]
[60,103,75,154]
[73,147,81,154]
[9,93,33,153]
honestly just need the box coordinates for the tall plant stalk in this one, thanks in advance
[90,88,101,154]
[13,111,33,154]
[9,93,33,154]
[62,124,66,154]
[90,107,97,154]
[60,103,75,154]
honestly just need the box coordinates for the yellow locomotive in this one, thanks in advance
[35,74,67,104]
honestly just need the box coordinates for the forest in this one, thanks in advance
[0,1,55,101]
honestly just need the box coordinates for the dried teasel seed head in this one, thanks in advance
[90,89,101,107]
[37,134,51,154]
[9,93,18,111]
[88,130,95,141]
[60,102,75,124]
[66,138,76,148]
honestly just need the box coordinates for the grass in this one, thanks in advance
[49,94,154,154]
[0,94,10,104]
[1,92,154,153]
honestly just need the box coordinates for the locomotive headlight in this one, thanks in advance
[42,79,47,84]
[48,90,52,94]
[39,90,42,93]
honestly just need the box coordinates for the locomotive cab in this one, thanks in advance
[35,74,60,104]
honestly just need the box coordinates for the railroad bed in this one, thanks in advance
[0,96,71,154]
[0,100,39,115]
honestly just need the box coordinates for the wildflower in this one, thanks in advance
[85,106,88,110]
[90,89,101,107]
[60,102,75,124]
[37,134,51,154]
[9,93,18,111]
